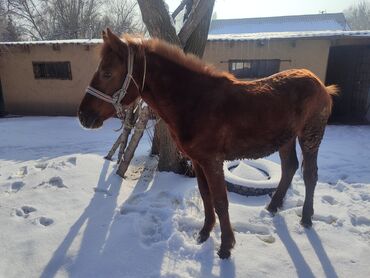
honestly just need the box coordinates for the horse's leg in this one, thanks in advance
[192,160,216,243]
[201,159,235,259]
[267,138,298,214]
[299,118,327,228]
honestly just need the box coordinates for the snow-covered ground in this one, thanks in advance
[0,117,369,278]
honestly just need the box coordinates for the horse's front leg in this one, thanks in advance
[200,159,235,259]
[192,160,216,243]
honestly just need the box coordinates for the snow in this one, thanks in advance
[210,20,346,35]
[0,117,370,278]
[208,30,370,41]
[0,39,102,46]
[209,13,350,35]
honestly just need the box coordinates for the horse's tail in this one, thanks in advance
[325,85,340,96]
[322,84,339,114]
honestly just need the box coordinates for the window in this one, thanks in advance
[33,62,72,80]
[229,59,280,79]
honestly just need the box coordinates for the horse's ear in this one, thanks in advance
[102,30,108,43]
[106,28,127,56]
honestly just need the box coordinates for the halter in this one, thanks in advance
[85,42,146,119]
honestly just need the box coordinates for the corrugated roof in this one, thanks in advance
[208,30,370,41]
[209,13,350,35]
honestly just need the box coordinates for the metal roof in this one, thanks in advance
[209,13,350,35]
[207,30,370,41]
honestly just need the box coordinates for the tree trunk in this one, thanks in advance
[183,1,214,57]
[137,0,215,175]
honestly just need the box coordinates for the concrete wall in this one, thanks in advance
[0,43,101,116]
[203,38,332,82]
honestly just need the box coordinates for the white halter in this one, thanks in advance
[85,43,146,119]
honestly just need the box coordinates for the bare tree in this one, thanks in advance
[0,0,21,41]
[137,0,215,175]
[47,0,103,39]
[102,0,141,34]
[344,1,370,30]
[8,0,142,40]
[8,0,49,39]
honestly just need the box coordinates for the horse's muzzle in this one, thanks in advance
[78,110,103,129]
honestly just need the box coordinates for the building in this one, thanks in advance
[0,40,101,116]
[204,30,370,123]
[0,14,369,122]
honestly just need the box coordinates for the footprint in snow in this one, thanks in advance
[37,217,54,227]
[359,193,370,202]
[48,157,77,170]
[34,162,48,170]
[233,221,276,244]
[121,192,176,247]
[321,195,338,205]
[294,209,338,225]
[39,176,67,188]
[13,206,54,226]
[10,181,25,193]
[14,206,37,218]
[139,212,171,246]
[350,215,370,227]
[66,157,77,165]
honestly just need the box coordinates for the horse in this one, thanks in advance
[78,29,338,259]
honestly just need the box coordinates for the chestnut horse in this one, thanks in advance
[78,29,338,259]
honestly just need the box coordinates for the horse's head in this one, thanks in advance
[78,29,142,129]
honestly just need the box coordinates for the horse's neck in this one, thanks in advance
[141,52,199,123]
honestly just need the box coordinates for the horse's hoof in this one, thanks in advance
[197,231,210,244]
[217,248,231,259]
[300,218,313,228]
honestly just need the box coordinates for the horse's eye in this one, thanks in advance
[102,72,112,79]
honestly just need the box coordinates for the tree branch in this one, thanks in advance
[172,0,189,20]
[178,0,215,45]
[137,0,181,46]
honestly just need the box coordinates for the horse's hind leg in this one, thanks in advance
[267,138,299,214]
[192,160,216,243]
[299,118,327,228]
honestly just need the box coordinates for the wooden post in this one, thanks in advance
[116,105,150,178]
[117,103,142,162]
[104,102,137,161]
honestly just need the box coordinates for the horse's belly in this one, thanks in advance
[225,129,295,160]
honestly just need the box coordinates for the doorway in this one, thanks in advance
[325,45,370,123]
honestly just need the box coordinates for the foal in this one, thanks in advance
[78,29,337,259]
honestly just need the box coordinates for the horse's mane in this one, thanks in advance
[122,34,236,80]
